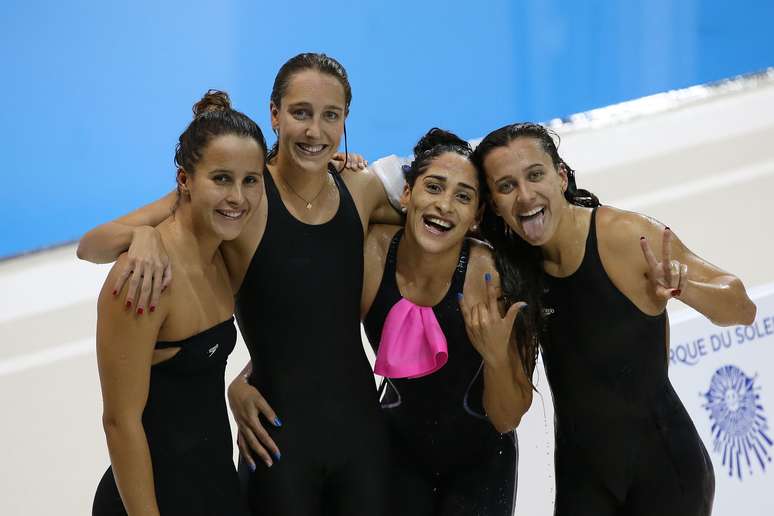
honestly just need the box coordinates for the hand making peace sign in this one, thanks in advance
[640,227,687,300]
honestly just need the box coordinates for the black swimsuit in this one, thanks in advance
[363,229,518,516]
[235,169,389,516]
[542,208,714,516]
[92,318,248,516]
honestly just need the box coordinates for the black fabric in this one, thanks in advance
[93,318,248,516]
[235,169,389,516]
[363,229,517,515]
[542,208,714,515]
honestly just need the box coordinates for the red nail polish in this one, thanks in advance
[665,226,671,231]
[137,308,144,315]
[640,236,645,240]
[150,305,156,313]
[126,301,132,309]
[112,289,118,296]
[671,289,681,297]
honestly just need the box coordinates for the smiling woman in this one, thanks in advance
[473,122,756,516]
[360,128,542,516]
[92,90,266,516]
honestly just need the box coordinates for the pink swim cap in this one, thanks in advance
[374,298,448,379]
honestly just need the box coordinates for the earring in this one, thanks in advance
[471,224,479,232]
[400,206,407,214]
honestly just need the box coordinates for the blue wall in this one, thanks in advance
[2,0,772,258]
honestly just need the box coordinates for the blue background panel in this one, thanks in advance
[1,0,772,257]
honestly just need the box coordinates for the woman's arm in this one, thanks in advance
[626,212,757,326]
[78,192,176,315]
[227,362,282,470]
[96,256,167,516]
[77,192,176,263]
[459,268,532,433]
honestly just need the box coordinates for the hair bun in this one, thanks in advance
[413,127,470,157]
[192,89,232,118]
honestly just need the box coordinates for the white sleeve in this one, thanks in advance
[369,154,412,212]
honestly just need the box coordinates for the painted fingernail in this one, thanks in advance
[149,305,156,313]
[671,289,681,297]
[520,303,529,311]
[126,301,132,309]
[665,226,671,231]
[249,462,256,473]
[640,236,645,240]
[137,308,144,315]
[274,417,283,427]
[272,450,281,461]
[484,272,492,282]
[457,292,464,301]
[112,289,118,296]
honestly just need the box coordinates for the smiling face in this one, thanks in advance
[270,69,347,172]
[483,137,568,247]
[401,152,480,254]
[183,134,265,241]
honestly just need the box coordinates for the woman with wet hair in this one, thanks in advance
[361,128,539,515]
[91,90,265,516]
[470,122,756,516]
[79,53,401,516]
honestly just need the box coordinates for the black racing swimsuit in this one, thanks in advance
[542,208,715,516]
[92,318,249,516]
[235,169,389,516]
[363,229,518,516]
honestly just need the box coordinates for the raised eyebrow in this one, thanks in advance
[457,181,478,193]
[424,174,448,183]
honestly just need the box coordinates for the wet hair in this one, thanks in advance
[471,122,599,208]
[267,53,352,164]
[173,90,267,208]
[469,122,601,385]
[403,128,475,189]
[175,89,267,172]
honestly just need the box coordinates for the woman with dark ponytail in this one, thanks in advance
[472,122,756,515]
[92,90,265,516]
[361,127,539,516]
[79,53,403,516]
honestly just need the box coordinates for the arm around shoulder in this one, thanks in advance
[77,191,176,263]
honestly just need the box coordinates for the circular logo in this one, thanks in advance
[703,365,772,480]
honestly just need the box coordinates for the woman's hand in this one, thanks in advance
[227,377,282,470]
[459,273,526,366]
[640,227,687,300]
[331,152,367,171]
[111,226,171,315]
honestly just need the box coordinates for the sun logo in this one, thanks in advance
[702,365,772,480]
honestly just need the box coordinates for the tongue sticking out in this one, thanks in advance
[521,210,545,241]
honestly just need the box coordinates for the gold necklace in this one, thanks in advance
[281,173,330,209]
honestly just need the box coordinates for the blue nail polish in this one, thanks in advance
[249,462,256,473]
[484,272,492,282]
[272,450,282,461]
[456,292,464,301]
[274,417,282,427]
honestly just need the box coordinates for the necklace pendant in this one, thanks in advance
[306,202,312,209]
